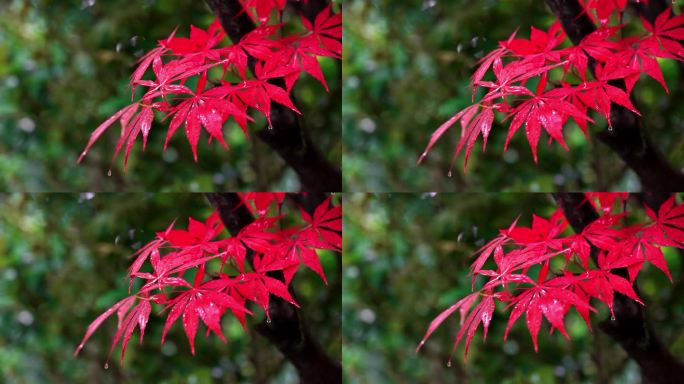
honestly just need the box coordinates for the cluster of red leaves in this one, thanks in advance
[419,4,684,173]
[73,193,341,365]
[78,1,341,170]
[417,193,683,364]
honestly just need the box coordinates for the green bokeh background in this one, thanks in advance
[0,193,341,383]
[0,0,341,192]
[343,0,684,192]
[343,193,684,383]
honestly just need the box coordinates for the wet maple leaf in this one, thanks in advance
[419,193,681,361]
[75,193,340,365]
[78,1,340,172]
[421,2,681,174]
[646,195,684,246]
[641,6,684,60]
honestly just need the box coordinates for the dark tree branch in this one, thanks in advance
[630,0,669,24]
[553,193,684,384]
[634,191,671,212]
[287,0,330,23]
[204,193,342,384]
[545,0,684,191]
[204,0,341,192]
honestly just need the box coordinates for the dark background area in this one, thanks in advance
[0,0,341,191]
[343,193,684,383]
[343,0,684,191]
[0,193,341,383]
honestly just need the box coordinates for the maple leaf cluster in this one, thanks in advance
[419,4,684,172]
[73,193,341,365]
[78,1,341,170]
[417,193,684,364]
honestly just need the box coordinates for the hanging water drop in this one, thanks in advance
[107,169,112,177]
[447,170,453,178]
[266,318,272,325]
[610,315,616,321]
[446,360,452,368]
[104,362,109,370]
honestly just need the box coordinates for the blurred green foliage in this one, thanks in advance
[0,193,341,383]
[343,0,684,191]
[0,0,340,191]
[343,193,684,383]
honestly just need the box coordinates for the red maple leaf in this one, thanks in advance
[641,7,684,60]
[75,193,340,365]
[646,195,684,246]
[504,275,593,352]
[421,3,682,173]
[419,193,680,361]
[78,3,340,171]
